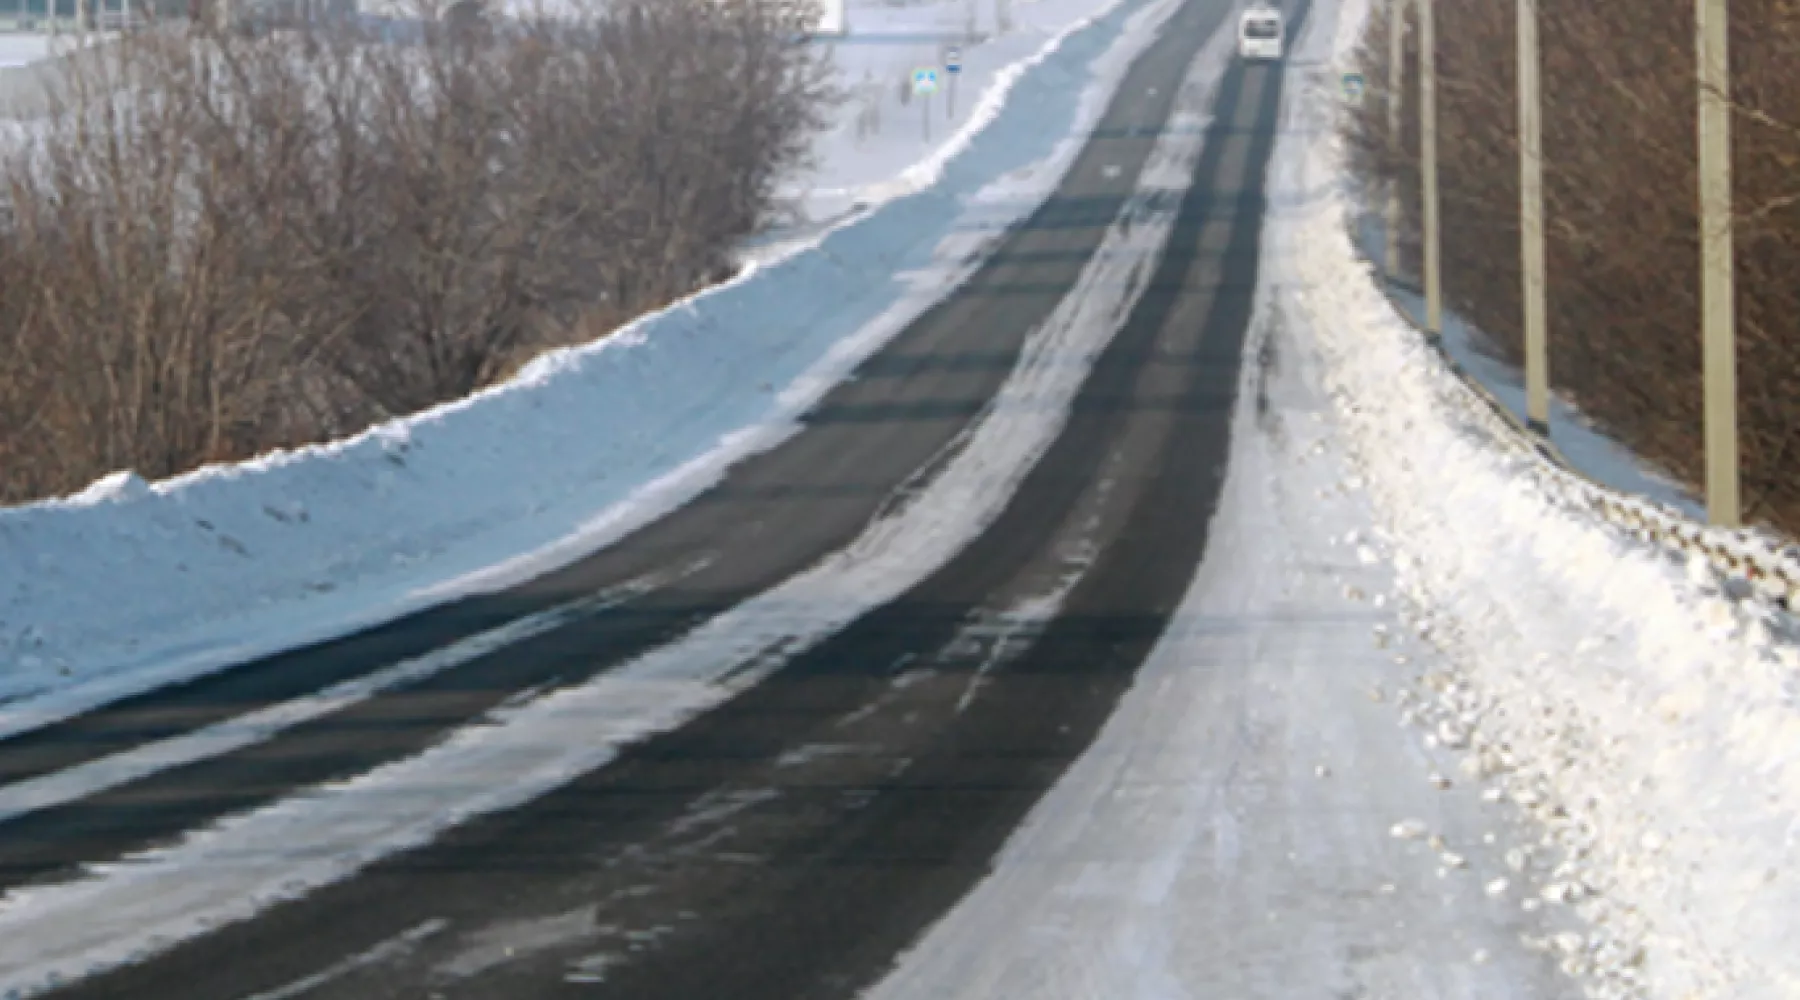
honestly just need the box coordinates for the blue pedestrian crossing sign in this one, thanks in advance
[913,67,940,95]
[1341,71,1366,105]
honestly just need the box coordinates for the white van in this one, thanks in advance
[1238,6,1284,61]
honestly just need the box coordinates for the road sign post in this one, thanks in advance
[913,67,940,141]
[946,46,962,119]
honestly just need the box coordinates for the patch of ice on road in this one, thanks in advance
[433,908,599,983]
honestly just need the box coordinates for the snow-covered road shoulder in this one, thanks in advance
[1271,0,1800,996]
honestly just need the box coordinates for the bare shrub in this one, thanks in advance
[1346,0,1800,532]
[0,0,828,505]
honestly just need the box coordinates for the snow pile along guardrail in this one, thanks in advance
[1351,193,1800,607]
[0,0,1181,719]
[1362,285,1800,613]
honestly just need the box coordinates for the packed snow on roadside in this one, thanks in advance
[0,0,1157,732]
[1272,0,1800,996]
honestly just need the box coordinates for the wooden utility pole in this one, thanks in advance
[1518,0,1549,435]
[1696,0,1739,526]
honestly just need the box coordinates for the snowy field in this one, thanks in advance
[0,34,52,67]
[774,0,1138,235]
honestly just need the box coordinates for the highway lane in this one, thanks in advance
[24,1,1299,995]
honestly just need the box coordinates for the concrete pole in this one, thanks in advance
[1518,0,1549,434]
[1384,0,1403,278]
[1697,0,1739,526]
[1419,0,1441,338]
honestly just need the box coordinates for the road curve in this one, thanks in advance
[10,0,1321,997]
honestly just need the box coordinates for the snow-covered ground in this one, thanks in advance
[0,34,52,67]
[0,0,1161,731]
[0,0,1227,986]
[1266,0,1800,995]
[780,0,1133,229]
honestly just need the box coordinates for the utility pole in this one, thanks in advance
[1518,0,1549,435]
[1419,0,1441,338]
[1696,0,1739,526]
[1384,0,1404,278]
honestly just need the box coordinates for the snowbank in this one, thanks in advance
[0,0,1166,732]
[1272,0,1800,996]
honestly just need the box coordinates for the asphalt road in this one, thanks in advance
[0,0,1238,893]
[8,0,1311,995]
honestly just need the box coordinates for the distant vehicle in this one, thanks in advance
[1237,6,1284,62]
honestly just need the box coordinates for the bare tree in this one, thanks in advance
[1345,0,1800,531]
[0,0,831,505]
